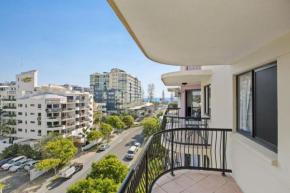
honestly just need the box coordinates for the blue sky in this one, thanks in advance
[0,1,179,98]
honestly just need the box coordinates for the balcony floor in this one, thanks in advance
[152,170,243,193]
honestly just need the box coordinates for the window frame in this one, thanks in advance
[236,62,277,153]
[204,84,211,116]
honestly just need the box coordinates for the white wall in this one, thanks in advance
[200,32,290,193]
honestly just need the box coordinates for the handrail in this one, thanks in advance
[118,127,232,193]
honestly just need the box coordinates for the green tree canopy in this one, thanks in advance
[87,154,129,184]
[67,178,119,193]
[35,158,61,175]
[93,111,102,125]
[1,143,20,158]
[141,117,160,138]
[44,138,77,164]
[107,116,121,128]
[116,121,126,130]
[87,130,103,142]
[122,115,134,128]
[99,123,113,141]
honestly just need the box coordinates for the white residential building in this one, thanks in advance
[0,70,93,141]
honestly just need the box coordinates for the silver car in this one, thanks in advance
[99,144,110,151]
[9,159,32,172]
[24,160,39,171]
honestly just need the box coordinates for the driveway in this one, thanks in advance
[0,168,30,193]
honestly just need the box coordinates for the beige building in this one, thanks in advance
[108,1,290,193]
[90,68,141,112]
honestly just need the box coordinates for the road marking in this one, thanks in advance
[119,139,123,143]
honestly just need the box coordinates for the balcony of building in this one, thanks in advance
[118,108,238,193]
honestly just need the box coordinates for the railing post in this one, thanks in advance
[145,151,148,193]
[171,130,175,176]
[222,131,226,176]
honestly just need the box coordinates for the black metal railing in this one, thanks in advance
[162,115,210,130]
[118,127,232,193]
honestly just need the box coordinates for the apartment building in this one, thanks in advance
[61,84,90,93]
[108,1,290,193]
[90,68,141,112]
[0,70,93,141]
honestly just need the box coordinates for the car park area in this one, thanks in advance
[0,167,30,193]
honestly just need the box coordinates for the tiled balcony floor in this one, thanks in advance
[152,170,243,193]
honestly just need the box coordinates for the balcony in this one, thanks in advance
[7,91,16,95]
[2,98,16,102]
[118,110,234,193]
[45,99,67,104]
[161,70,211,86]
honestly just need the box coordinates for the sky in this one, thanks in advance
[0,1,179,98]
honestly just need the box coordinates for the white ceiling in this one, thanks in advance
[110,0,290,66]
[162,70,212,86]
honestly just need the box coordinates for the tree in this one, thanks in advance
[18,144,38,159]
[35,158,61,175]
[141,117,160,138]
[99,123,113,142]
[116,121,125,130]
[44,138,77,164]
[0,109,6,133]
[157,111,164,118]
[122,115,134,129]
[36,132,63,159]
[87,154,129,183]
[161,90,165,102]
[67,178,119,193]
[147,84,155,102]
[87,130,103,142]
[82,126,91,145]
[1,143,19,158]
[93,111,102,125]
[107,115,122,129]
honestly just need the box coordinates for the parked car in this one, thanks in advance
[133,142,140,149]
[99,144,110,151]
[126,146,138,160]
[1,156,26,170]
[0,157,14,167]
[9,159,32,172]
[58,163,83,179]
[24,160,39,171]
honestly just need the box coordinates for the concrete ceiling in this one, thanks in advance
[161,70,212,86]
[108,0,290,66]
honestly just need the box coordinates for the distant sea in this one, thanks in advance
[143,98,176,102]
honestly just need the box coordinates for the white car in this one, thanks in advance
[99,144,110,151]
[24,160,39,171]
[126,146,138,160]
[9,159,31,172]
[133,142,140,149]
[1,156,26,170]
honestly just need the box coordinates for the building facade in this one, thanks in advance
[0,70,93,141]
[108,1,290,192]
[90,68,141,112]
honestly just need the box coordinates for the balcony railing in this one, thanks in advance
[118,108,231,193]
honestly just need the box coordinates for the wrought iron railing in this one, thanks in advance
[118,127,232,193]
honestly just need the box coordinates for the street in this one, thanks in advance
[38,127,144,193]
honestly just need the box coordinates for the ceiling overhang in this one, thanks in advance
[108,0,290,66]
[162,70,212,86]
[167,88,179,93]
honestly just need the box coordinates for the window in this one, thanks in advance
[31,130,35,132]
[18,104,23,107]
[31,113,35,115]
[31,121,35,124]
[18,128,22,132]
[25,104,27,108]
[38,104,41,108]
[38,113,41,116]
[18,112,22,115]
[30,104,35,107]
[38,121,41,125]
[237,63,277,152]
[25,112,27,116]
[204,85,211,116]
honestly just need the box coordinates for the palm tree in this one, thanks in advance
[82,126,91,145]
[4,115,16,143]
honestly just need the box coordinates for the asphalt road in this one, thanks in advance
[40,127,144,193]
